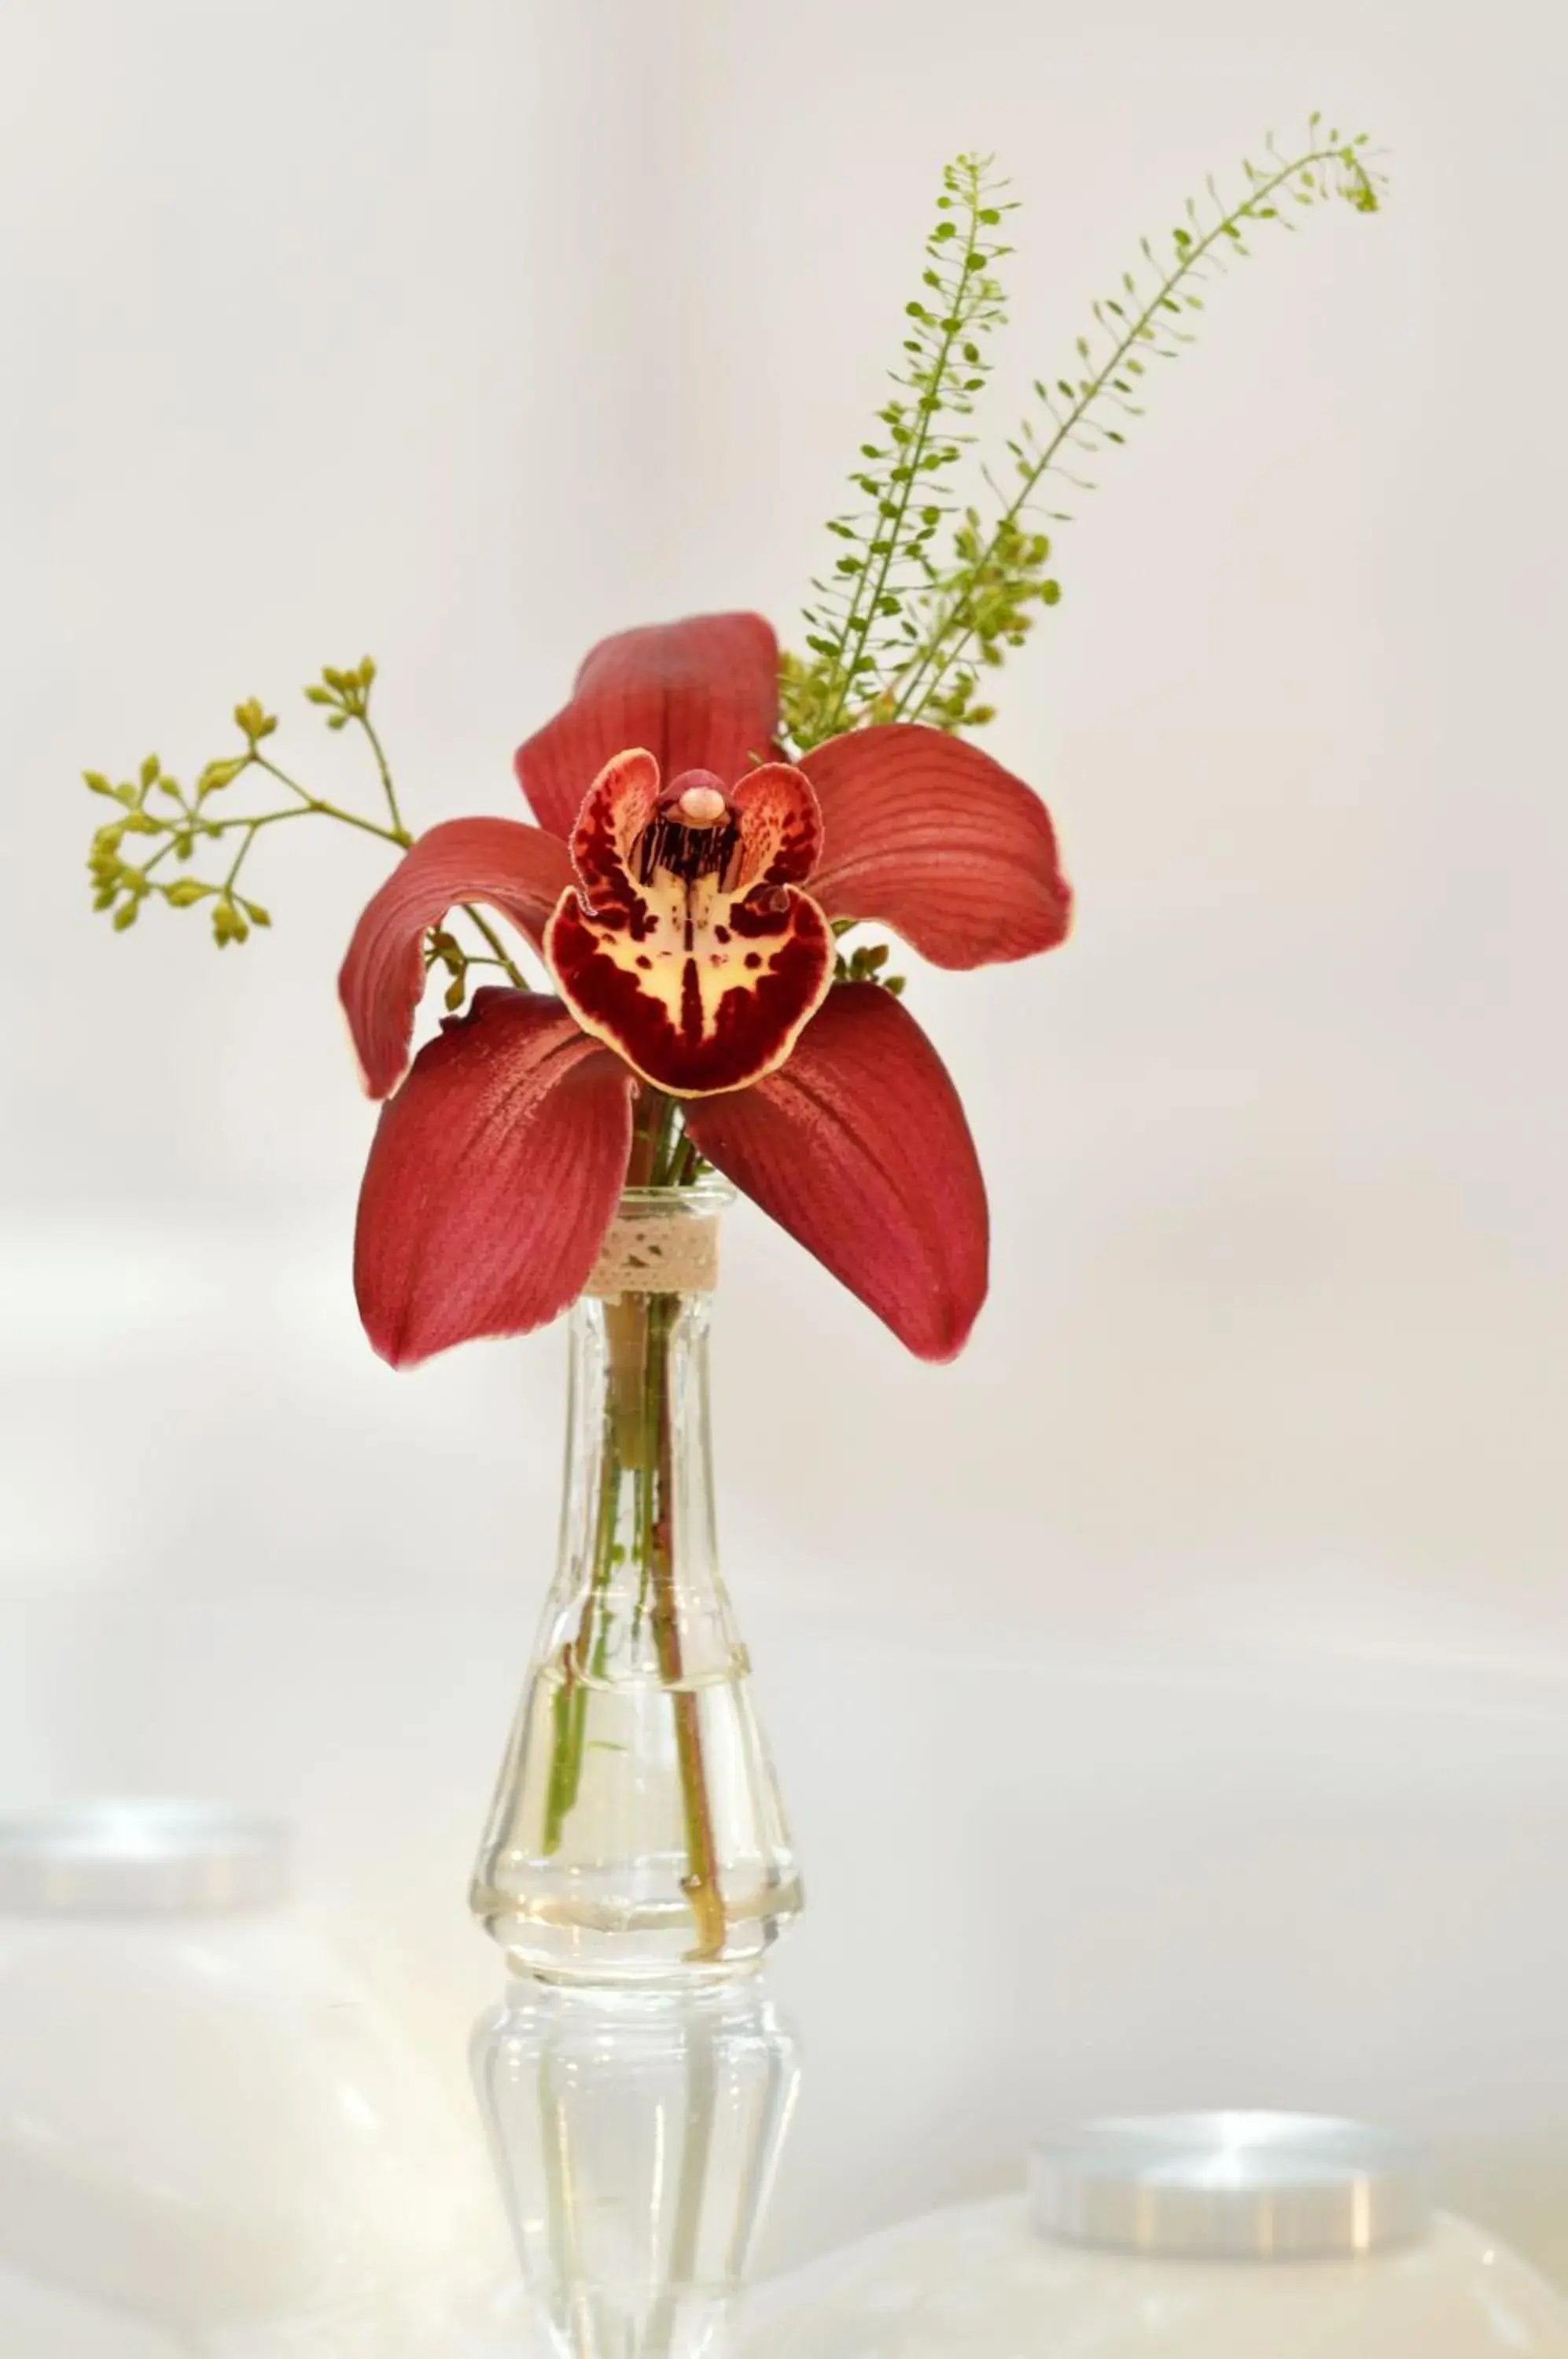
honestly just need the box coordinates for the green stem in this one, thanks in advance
[642,1289,725,1962]
[630,1283,665,1638]
[355,712,407,838]
[141,834,186,878]
[649,1095,690,1189]
[538,1213,727,1959]
[223,825,261,895]
[221,754,536,988]
[217,803,321,891]
[628,1089,667,1187]
[252,754,411,847]
[458,903,528,990]
[542,1676,587,1857]
[820,165,988,739]
[263,745,525,988]
[891,142,1354,723]
[542,1399,622,1853]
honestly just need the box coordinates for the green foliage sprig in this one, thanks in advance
[782,117,1386,752]
[81,661,527,999]
[830,915,907,997]
[781,154,1015,754]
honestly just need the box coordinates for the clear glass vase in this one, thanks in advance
[469,1181,803,1987]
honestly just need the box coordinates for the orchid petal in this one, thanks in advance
[516,613,779,840]
[339,818,574,1099]
[801,723,1072,968]
[685,981,988,1360]
[566,748,662,914]
[728,760,823,892]
[547,749,833,1097]
[353,990,633,1367]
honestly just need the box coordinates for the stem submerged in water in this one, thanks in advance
[642,1289,726,1960]
[540,1269,727,1960]
[540,1091,727,1954]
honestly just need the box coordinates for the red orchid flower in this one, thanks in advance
[339,613,1071,1368]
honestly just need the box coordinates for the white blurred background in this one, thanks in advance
[4,0,1568,2321]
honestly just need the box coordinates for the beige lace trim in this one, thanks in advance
[585,1213,721,1298]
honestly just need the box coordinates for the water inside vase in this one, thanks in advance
[472,1654,801,1983]
[469,1195,803,1987]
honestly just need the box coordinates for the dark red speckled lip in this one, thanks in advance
[544,749,834,1096]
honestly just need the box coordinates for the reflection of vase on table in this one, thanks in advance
[473,1978,799,2359]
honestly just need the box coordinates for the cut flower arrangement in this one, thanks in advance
[81,131,1384,1982]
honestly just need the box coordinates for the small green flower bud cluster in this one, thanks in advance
[78,671,398,951]
[911,513,1060,734]
[304,657,377,730]
[233,697,278,746]
[426,925,472,1012]
[78,655,528,1007]
[830,922,907,999]
[83,744,268,944]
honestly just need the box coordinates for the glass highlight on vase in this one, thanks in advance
[470,1182,802,1986]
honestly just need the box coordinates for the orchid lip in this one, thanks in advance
[547,749,834,1097]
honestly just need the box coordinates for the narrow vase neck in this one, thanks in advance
[547,1180,738,1677]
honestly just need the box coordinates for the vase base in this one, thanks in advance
[506,1949,767,1993]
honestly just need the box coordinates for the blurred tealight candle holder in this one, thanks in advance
[736,2111,1568,2359]
[0,1799,499,2356]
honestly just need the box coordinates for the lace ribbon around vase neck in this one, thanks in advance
[584,1208,721,1300]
